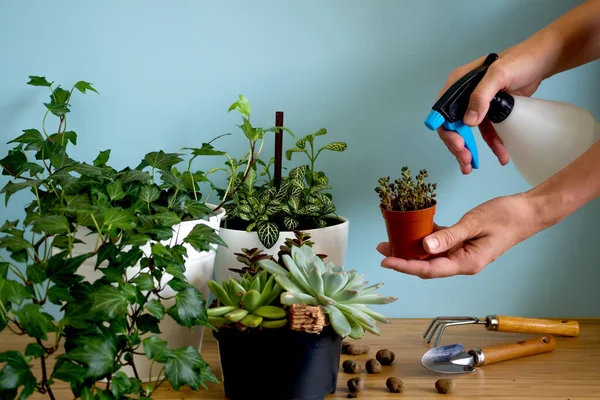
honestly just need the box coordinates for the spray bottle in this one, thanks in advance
[424,53,600,187]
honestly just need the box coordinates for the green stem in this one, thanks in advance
[8,264,27,284]
[90,214,105,243]
[41,110,51,139]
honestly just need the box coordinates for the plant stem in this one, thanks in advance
[274,111,283,189]
[37,338,56,400]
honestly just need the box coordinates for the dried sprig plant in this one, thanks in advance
[375,167,436,211]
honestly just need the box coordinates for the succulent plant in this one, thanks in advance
[276,230,327,267]
[229,247,275,277]
[207,269,286,330]
[258,244,397,339]
[376,166,437,211]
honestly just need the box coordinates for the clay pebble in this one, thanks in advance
[365,358,382,374]
[435,378,455,394]
[347,377,364,393]
[376,349,395,365]
[342,360,361,374]
[386,377,405,393]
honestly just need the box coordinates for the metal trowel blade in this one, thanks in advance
[420,343,476,374]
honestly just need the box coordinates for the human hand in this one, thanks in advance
[437,39,551,174]
[376,193,540,279]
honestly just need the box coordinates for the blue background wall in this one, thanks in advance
[1,0,598,319]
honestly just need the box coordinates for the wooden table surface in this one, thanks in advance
[4,318,600,399]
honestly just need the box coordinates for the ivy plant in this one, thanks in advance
[213,96,348,249]
[0,76,226,399]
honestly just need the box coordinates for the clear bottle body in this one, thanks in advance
[491,95,600,186]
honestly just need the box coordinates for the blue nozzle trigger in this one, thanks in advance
[424,111,479,169]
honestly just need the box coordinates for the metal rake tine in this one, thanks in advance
[423,316,475,338]
[432,320,483,347]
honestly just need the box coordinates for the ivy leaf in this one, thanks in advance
[319,141,347,153]
[146,299,165,319]
[227,94,251,117]
[31,215,70,235]
[48,131,77,146]
[0,262,8,279]
[26,263,46,284]
[24,343,45,359]
[15,303,57,340]
[111,371,140,398]
[142,336,172,364]
[46,285,73,305]
[51,357,86,384]
[61,335,117,379]
[183,199,211,220]
[120,233,151,247]
[102,207,136,230]
[26,75,52,87]
[137,314,161,334]
[91,286,128,319]
[46,252,90,287]
[183,223,227,253]
[0,148,27,177]
[74,81,98,94]
[116,169,150,184]
[106,181,125,201]
[139,185,160,205]
[132,273,155,291]
[159,170,185,191]
[166,287,208,329]
[1,180,43,207]
[0,220,18,232]
[165,346,216,390]
[93,150,111,167]
[0,351,37,399]
[183,142,227,157]
[7,129,45,151]
[1,280,33,306]
[139,151,183,171]
[153,212,181,227]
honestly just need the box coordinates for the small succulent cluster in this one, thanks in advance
[258,245,397,339]
[207,270,286,330]
[375,166,437,211]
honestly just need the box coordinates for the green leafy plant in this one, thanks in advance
[212,96,347,249]
[0,76,226,399]
[375,167,437,211]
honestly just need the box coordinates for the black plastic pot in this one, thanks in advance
[213,325,342,400]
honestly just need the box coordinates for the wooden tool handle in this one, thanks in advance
[495,316,580,337]
[476,335,556,366]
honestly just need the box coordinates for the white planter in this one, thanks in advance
[213,215,349,284]
[57,204,225,382]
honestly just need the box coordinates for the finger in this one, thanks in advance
[437,128,465,156]
[422,219,475,254]
[479,118,510,165]
[464,63,511,126]
[376,242,391,257]
[381,256,462,279]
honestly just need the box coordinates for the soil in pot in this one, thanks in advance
[214,325,342,400]
[380,201,436,260]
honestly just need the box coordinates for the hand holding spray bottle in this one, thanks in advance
[424,53,600,187]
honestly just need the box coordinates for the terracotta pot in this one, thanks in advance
[380,201,436,260]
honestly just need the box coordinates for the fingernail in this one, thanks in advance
[425,237,439,250]
[465,109,478,125]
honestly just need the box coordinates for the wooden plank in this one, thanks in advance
[4,319,600,399]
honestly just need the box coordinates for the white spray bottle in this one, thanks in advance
[424,53,600,187]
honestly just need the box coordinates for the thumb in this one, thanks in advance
[423,221,473,254]
[464,63,509,126]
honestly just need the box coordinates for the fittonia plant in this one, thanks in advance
[258,245,397,339]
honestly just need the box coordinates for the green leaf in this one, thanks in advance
[142,336,172,364]
[24,343,45,359]
[324,305,351,338]
[1,280,34,306]
[111,371,140,398]
[183,223,227,252]
[93,150,111,167]
[116,168,150,184]
[106,181,125,201]
[257,222,279,249]
[166,287,208,329]
[26,263,46,284]
[183,142,227,157]
[139,185,160,205]
[7,129,45,151]
[140,151,183,171]
[120,282,138,304]
[153,212,181,227]
[283,216,299,231]
[48,131,77,146]
[120,233,151,247]
[183,200,212,220]
[165,346,216,390]
[46,252,90,287]
[31,215,70,235]
[137,314,161,334]
[146,299,165,319]
[74,80,98,94]
[26,75,52,87]
[0,262,8,279]
[0,351,36,399]
[132,273,154,291]
[1,180,42,207]
[15,303,57,340]
[46,285,73,305]
[320,141,347,152]
[285,147,306,161]
[91,286,128,319]
[44,101,69,117]
[228,94,251,117]
[61,335,117,379]
[0,148,27,177]
[102,207,136,230]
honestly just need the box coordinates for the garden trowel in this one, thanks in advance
[420,335,556,374]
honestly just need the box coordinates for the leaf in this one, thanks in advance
[48,131,77,146]
[320,141,347,152]
[257,222,279,249]
[1,180,43,207]
[51,357,86,384]
[227,94,251,117]
[132,273,155,291]
[283,216,299,231]
[74,81,98,94]
[24,343,45,359]
[324,305,351,338]
[1,280,34,306]
[183,223,227,252]
[102,207,136,230]
[166,287,208,329]
[8,129,45,151]
[93,149,111,167]
[137,314,161,334]
[146,299,165,319]
[46,253,90,287]
[142,336,172,364]
[0,351,36,399]
[184,142,227,157]
[153,212,181,227]
[111,371,140,398]
[140,150,183,171]
[26,263,46,284]
[0,262,8,279]
[46,285,73,305]
[44,101,69,117]
[91,286,128,319]
[183,200,212,220]
[61,335,117,379]
[0,148,27,177]
[139,185,160,205]
[165,346,216,390]
[116,168,150,184]
[106,181,125,201]
[15,303,57,340]
[31,215,70,235]
[285,147,306,161]
[26,75,52,87]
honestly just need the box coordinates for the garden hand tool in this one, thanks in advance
[423,315,579,347]
[421,335,556,374]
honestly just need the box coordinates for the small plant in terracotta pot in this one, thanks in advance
[375,167,437,259]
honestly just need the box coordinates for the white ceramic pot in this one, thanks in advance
[56,204,225,382]
[213,215,349,284]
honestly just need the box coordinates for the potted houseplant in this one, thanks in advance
[0,76,223,398]
[210,95,350,283]
[207,231,397,400]
[375,166,437,260]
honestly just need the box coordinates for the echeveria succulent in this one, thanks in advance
[258,244,397,339]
